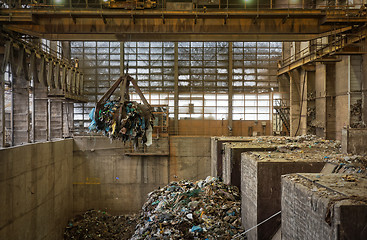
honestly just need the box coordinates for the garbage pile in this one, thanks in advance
[89,100,153,146]
[64,210,137,240]
[131,176,243,240]
[350,99,365,128]
[253,135,367,171]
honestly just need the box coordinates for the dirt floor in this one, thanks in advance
[64,210,137,240]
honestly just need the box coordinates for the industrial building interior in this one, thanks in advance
[1,0,367,239]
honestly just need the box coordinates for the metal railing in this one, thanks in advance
[0,0,365,11]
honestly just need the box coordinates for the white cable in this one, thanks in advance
[232,211,282,239]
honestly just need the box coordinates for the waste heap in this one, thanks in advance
[89,100,153,146]
[350,99,365,128]
[131,176,243,239]
[253,135,367,174]
[64,210,137,240]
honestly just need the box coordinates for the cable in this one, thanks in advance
[232,211,282,239]
[295,70,307,136]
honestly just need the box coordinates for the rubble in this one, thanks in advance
[251,135,367,173]
[64,210,137,240]
[350,99,365,128]
[89,100,153,146]
[131,176,243,239]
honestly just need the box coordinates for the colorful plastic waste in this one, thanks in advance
[131,176,243,239]
[89,100,153,147]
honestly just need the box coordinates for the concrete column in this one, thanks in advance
[12,73,30,145]
[362,47,367,126]
[228,42,233,136]
[277,74,290,135]
[299,69,307,135]
[335,56,350,140]
[50,99,63,140]
[314,62,337,139]
[315,63,327,138]
[62,41,71,60]
[325,64,336,140]
[34,79,49,142]
[289,69,301,136]
[0,60,4,147]
[306,70,316,135]
[174,42,179,135]
[120,41,125,98]
[282,42,292,63]
[63,102,73,138]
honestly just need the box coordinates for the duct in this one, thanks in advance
[10,44,17,77]
[39,56,48,86]
[16,46,24,78]
[80,73,84,95]
[61,65,67,91]
[54,61,60,89]
[17,46,30,81]
[71,69,76,94]
[47,59,54,88]
[75,71,80,95]
[1,41,11,74]
[66,67,72,92]
[29,51,39,83]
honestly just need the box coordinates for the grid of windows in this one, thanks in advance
[233,42,281,92]
[124,42,175,92]
[71,41,282,130]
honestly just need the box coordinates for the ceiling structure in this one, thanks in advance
[1,8,366,41]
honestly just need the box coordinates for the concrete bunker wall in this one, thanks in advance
[0,139,74,240]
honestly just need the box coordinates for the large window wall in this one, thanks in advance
[71,41,282,134]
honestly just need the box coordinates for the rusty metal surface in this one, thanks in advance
[1,9,364,41]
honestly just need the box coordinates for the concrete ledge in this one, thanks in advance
[341,128,367,155]
[241,152,325,240]
[222,142,276,190]
[282,173,367,240]
[0,139,73,240]
[210,136,251,178]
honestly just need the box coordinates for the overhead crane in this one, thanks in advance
[1,7,366,41]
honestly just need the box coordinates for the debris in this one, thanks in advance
[89,100,153,147]
[64,210,137,240]
[342,175,357,182]
[350,99,365,128]
[131,176,243,239]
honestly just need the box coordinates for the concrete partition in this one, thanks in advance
[241,152,325,240]
[282,173,367,240]
[0,139,74,240]
[222,142,276,190]
[73,136,212,215]
[210,136,251,178]
[341,127,367,154]
[170,136,211,181]
[73,136,169,215]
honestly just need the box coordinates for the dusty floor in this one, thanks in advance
[64,210,137,240]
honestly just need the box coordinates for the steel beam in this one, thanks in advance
[1,9,364,41]
[278,28,367,75]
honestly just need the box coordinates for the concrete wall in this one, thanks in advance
[315,63,327,137]
[362,48,367,125]
[169,136,211,182]
[282,173,367,240]
[73,136,169,215]
[335,56,350,140]
[342,128,367,154]
[290,69,301,136]
[241,153,325,240]
[0,139,74,240]
[72,136,211,215]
